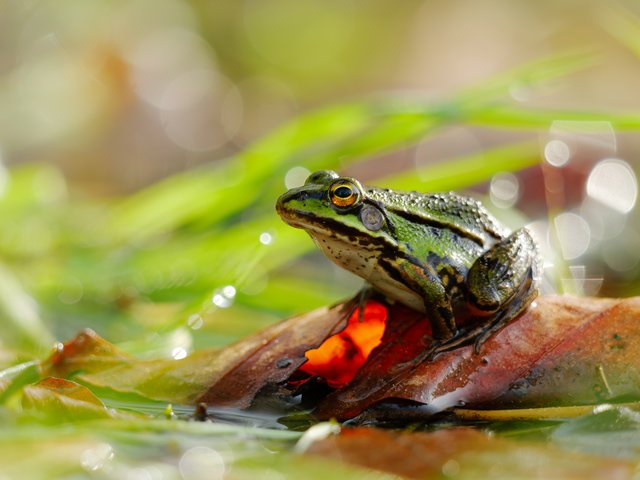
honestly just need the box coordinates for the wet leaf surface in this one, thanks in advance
[197,302,349,407]
[22,378,117,421]
[303,426,634,479]
[41,303,349,407]
[201,294,640,420]
[41,329,133,378]
[41,295,640,422]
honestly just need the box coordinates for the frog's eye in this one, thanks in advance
[329,181,360,208]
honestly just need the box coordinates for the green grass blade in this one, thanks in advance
[463,106,640,130]
[0,264,54,353]
[378,141,540,192]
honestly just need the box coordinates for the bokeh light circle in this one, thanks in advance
[586,158,637,214]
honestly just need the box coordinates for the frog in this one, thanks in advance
[276,170,540,358]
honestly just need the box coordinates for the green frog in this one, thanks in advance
[276,170,540,357]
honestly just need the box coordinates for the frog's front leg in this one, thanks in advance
[393,257,457,341]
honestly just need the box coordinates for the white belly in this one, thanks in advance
[310,232,425,312]
[368,262,425,312]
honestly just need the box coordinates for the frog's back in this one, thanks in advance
[367,187,508,245]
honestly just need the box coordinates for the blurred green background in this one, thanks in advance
[2,2,640,479]
[1,0,640,363]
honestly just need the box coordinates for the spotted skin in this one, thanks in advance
[276,170,540,357]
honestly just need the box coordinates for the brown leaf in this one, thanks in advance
[197,301,349,407]
[199,294,640,420]
[314,295,640,419]
[303,427,633,479]
[41,329,133,378]
[42,295,640,421]
[37,303,346,406]
[22,377,114,421]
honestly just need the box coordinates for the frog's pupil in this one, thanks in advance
[334,186,352,198]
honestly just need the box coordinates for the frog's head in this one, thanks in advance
[276,170,399,278]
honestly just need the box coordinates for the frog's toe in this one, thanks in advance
[466,228,538,313]
[473,322,501,353]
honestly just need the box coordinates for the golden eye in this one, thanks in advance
[329,181,359,207]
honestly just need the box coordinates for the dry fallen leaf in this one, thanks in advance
[201,294,640,420]
[39,303,351,407]
[315,295,640,419]
[41,295,640,421]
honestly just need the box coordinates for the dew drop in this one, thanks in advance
[259,231,273,245]
[172,347,187,360]
[187,314,204,330]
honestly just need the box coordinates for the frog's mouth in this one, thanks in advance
[277,193,399,251]
[278,206,384,246]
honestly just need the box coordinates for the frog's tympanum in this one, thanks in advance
[276,170,540,357]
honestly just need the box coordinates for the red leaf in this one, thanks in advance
[299,301,387,388]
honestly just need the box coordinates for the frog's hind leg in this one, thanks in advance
[464,227,540,348]
[425,229,539,359]
[471,272,537,352]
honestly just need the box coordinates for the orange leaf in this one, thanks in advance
[301,302,387,388]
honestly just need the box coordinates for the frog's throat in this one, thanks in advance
[308,230,425,312]
[309,230,380,280]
